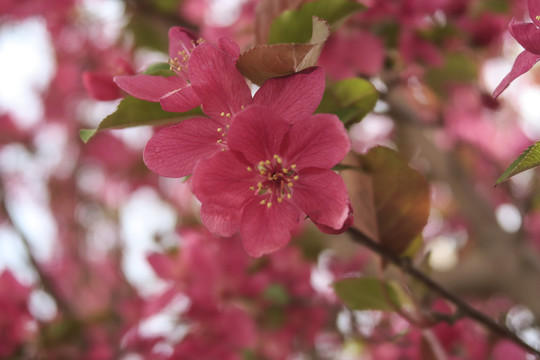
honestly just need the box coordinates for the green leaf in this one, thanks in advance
[79,129,97,144]
[424,53,477,95]
[144,62,175,77]
[268,0,365,44]
[263,284,290,305]
[333,277,402,311]
[495,141,540,185]
[237,17,330,85]
[360,146,430,256]
[80,96,203,142]
[317,77,378,126]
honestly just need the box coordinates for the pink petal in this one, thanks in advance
[284,113,350,169]
[147,252,178,280]
[240,196,301,257]
[253,67,325,123]
[292,168,350,231]
[529,0,540,28]
[218,37,240,60]
[168,27,198,61]
[227,105,290,164]
[313,201,353,234]
[493,50,540,98]
[83,71,122,100]
[189,43,252,119]
[192,150,256,208]
[114,75,189,102]
[200,203,242,237]
[509,20,540,54]
[143,117,224,178]
[160,85,201,112]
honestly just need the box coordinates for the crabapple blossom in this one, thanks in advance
[494,0,540,97]
[142,41,325,178]
[192,105,352,257]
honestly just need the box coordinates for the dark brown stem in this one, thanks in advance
[346,226,540,357]
[0,190,73,316]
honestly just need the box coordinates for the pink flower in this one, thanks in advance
[114,27,220,112]
[83,57,134,100]
[493,0,540,98]
[192,105,351,257]
[318,30,385,79]
[143,41,325,178]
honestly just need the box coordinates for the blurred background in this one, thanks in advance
[2,0,540,359]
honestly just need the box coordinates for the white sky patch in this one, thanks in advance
[120,187,177,296]
[0,227,37,284]
[0,17,55,127]
[29,289,57,321]
[4,189,57,262]
[428,235,459,271]
[206,0,246,27]
[78,0,126,46]
[495,203,522,233]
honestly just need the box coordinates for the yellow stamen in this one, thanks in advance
[293,175,299,180]
[220,112,225,117]
[287,194,291,199]
[277,197,283,203]
[267,202,272,208]
[217,128,223,132]
[260,199,266,205]
[247,166,252,172]
[291,164,297,169]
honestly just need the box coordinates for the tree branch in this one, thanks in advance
[346,226,540,357]
[0,188,73,316]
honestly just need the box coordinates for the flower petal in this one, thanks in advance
[192,150,256,208]
[218,37,240,60]
[227,105,290,164]
[160,85,201,112]
[114,75,189,102]
[493,50,540,98]
[189,43,252,119]
[168,27,198,61]
[143,117,224,178]
[509,20,540,54]
[292,168,350,231]
[253,67,325,123]
[313,201,353,234]
[529,0,540,28]
[200,203,242,237]
[284,113,350,169]
[240,196,301,257]
[83,71,122,100]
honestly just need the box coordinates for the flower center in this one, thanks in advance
[247,154,299,207]
[168,38,205,81]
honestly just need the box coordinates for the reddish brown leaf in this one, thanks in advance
[237,17,330,85]
[340,153,379,243]
[358,146,430,256]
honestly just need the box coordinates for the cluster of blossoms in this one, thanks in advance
[115,27,353,257]
[494,0,540,97]
[144,228,328,359]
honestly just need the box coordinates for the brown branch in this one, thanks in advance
[0,190,73,316]
[346,226,540,358]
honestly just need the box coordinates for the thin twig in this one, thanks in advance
[0,191,73,316]
[346,226,540,357]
